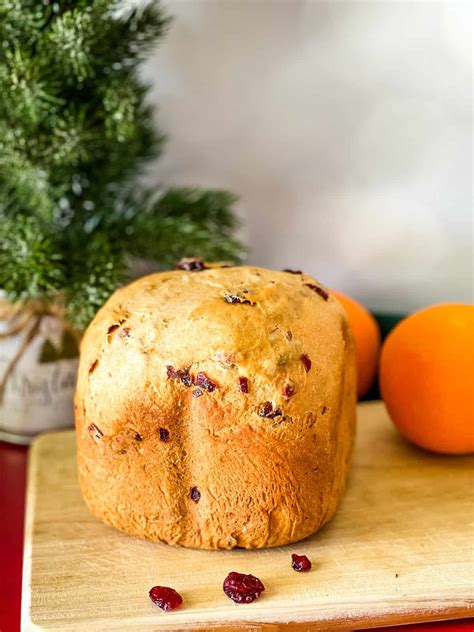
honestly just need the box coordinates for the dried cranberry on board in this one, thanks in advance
[149,585,183,611]
[223,572,265,604]
[291,553,312,572]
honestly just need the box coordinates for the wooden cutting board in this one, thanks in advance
[22,401,473,631]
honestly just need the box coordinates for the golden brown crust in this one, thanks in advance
[75,266,356,549]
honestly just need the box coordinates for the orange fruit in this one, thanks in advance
[332,290,381,398]
[380,304,474,454]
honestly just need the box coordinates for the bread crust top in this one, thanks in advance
[77,266,347,437]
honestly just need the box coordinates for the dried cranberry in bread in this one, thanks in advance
[75,265,356,549]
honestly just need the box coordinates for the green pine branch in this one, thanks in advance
[65,232,128,329]
[0,0,243,330]
[127,187,244,266]
[0,215,65,301]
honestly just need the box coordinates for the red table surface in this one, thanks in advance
[0,440,472,632]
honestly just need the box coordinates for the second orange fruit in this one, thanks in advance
[332,290,381,398]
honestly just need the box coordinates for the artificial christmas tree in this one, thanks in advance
[0,0,242,441]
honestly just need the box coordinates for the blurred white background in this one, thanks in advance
[142,0,473,312]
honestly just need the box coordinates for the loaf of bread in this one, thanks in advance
[75,263,356,549]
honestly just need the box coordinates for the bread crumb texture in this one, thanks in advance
[75,266,356,549]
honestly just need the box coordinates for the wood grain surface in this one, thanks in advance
[22,401,474,631]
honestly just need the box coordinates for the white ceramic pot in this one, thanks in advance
[0,300,79,444]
